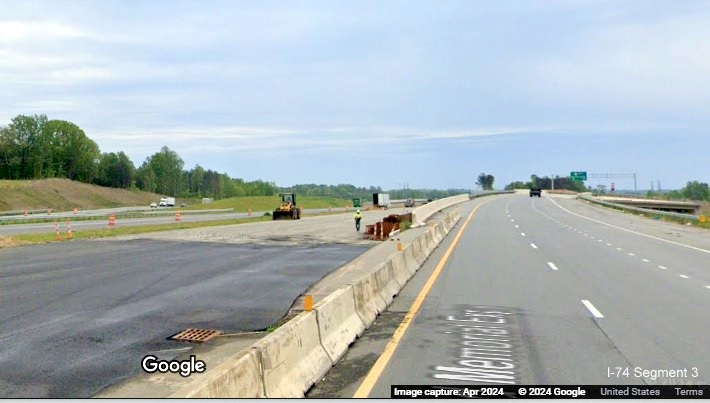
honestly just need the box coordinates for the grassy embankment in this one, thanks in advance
[0,178,161,212]
[186,195,353,211]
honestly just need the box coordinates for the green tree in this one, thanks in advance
[2,114,50,179]
[142,146,184,196]
[476,173,495,190]
[505,181,531,190]
[135,163,158,193]
[45,120,100,182]
[96,151,135,188]
[681,181,709,201]
[189,164,206,197]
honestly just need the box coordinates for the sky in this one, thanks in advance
[1,0,709,191]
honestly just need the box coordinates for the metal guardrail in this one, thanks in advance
[578,194,700,221]
[0,208,236,224]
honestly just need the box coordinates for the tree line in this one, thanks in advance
[648,181,709,202]
[505,174,709,202]
[0,114,471,201]
[0,114,279,199]
[504,174,587,192]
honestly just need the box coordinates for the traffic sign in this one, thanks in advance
[570,171,587,181]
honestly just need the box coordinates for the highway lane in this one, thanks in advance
[311,194,710,397]
[0,204,410,398]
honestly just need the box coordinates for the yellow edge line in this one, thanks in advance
[353,201,487,398]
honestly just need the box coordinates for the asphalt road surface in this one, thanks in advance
[0,238,367,398]
[310,194,710,398]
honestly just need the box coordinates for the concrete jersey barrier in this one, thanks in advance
[412,194,469,226]
[169,349,264,398]
[254,311,333,398]
[313,286,366,363]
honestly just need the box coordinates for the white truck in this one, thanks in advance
[372,193,391,209]
[159,197,175,207]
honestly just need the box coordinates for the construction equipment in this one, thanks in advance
[273,193,301,220]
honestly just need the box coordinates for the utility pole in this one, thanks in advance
[551,174,555,191]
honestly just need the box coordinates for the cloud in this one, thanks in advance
[0,20,88,42]
[530,13,710,114]
[92,124,554,157]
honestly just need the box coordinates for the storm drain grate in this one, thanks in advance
[171,328,222,343]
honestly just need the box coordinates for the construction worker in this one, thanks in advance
[354,209,362,231]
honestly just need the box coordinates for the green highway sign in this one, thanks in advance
[570,171,587,181]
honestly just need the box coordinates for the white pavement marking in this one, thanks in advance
[642,259,650,263]
[616,247,623,251]
[679,275,689,279]
[584,233,588,237]
[581,300,604,318]
[515,224,519,228]
[706,286,710,290]
[531,243,538,249]
[658,265,667,270]
[547,262,559,271]
[606,243,612,246]
[628,252,635,256]
[597,239,603,242]
[511,219,515,222]
[521,232,526,237]
[547,197,710,255]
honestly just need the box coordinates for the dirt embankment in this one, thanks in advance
[0,179,162,212]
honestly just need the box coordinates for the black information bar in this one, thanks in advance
[391,385,710,399]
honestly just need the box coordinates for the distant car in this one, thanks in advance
[530,188,542,197]
[150,202,158,208]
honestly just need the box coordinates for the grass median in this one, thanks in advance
[3,216,274,247]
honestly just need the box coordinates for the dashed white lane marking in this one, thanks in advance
[521,232,526,237]
[658,265,667,270]
[642,259,650,263]
[590,236,596,239]
[597,239,603,242]
[511,219,515,222]
[606,243,612,246]
[581,300,604,318]
[628,253,635,256]
[515,224,519,228]
[547,196,710,255]
[679,275,689,279]
[616,247,623,251]
[583,233,589,237]
[706,285,710,290]
[547,262,559,271]
[531,243,538,249]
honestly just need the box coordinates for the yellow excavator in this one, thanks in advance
[272,193,301,220]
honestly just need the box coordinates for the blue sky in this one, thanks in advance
[1,0,708,190]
